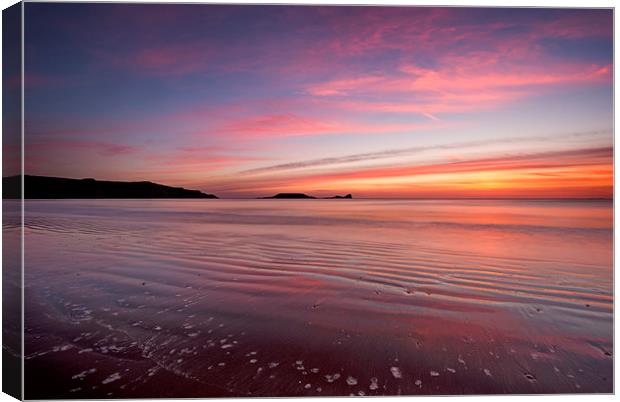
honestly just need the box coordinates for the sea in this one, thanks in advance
[4,199,612,397]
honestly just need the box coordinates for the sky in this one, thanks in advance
[22,4,613,198]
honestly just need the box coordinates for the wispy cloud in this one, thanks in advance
[242,130,611,174]
[191,146,612,198]
[285,146,612,186]
[205,113,443,139]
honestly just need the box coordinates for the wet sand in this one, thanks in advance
[14,199,613,397]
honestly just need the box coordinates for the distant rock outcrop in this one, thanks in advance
[2,175,218,199]
[261,193,316,199]
[327,194,352,199]
[260,193,352,199]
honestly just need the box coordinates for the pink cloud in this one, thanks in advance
[82,7,611,85]
[399,63,609,92]
[278,9,608,77]
[308,61,610,98]
[203,113,444,139]
[293,9,611,121]
[216,114,341,138]
[306,76,385,96]
[305,61,611,118]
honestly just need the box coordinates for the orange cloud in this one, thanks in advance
[213,146,612,198]
[295,146,611,181]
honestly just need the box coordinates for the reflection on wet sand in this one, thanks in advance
[20,199,612,398]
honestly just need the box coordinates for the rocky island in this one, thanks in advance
[260,193,352,199]
[327,194,352,199]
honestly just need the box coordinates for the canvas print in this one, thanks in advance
[2,2,613,399]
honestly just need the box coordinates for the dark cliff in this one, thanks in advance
[2,175,218,199]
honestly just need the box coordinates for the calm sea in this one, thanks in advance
[9,199,613,397]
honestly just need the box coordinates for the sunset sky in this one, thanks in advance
[23,4,612,198]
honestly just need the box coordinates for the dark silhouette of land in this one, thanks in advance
[261,193,316,199]
[260,193,352,199]
[2,175,218,199]
[327,194,352,199]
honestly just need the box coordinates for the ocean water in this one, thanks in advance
[11,199,613,397]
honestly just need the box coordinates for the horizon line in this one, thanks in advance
[13,197,614,201]
[5,175,613,201]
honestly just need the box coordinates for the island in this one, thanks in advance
[327,194,352,199]
[2,175,218,199]
[260,193,352,199]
